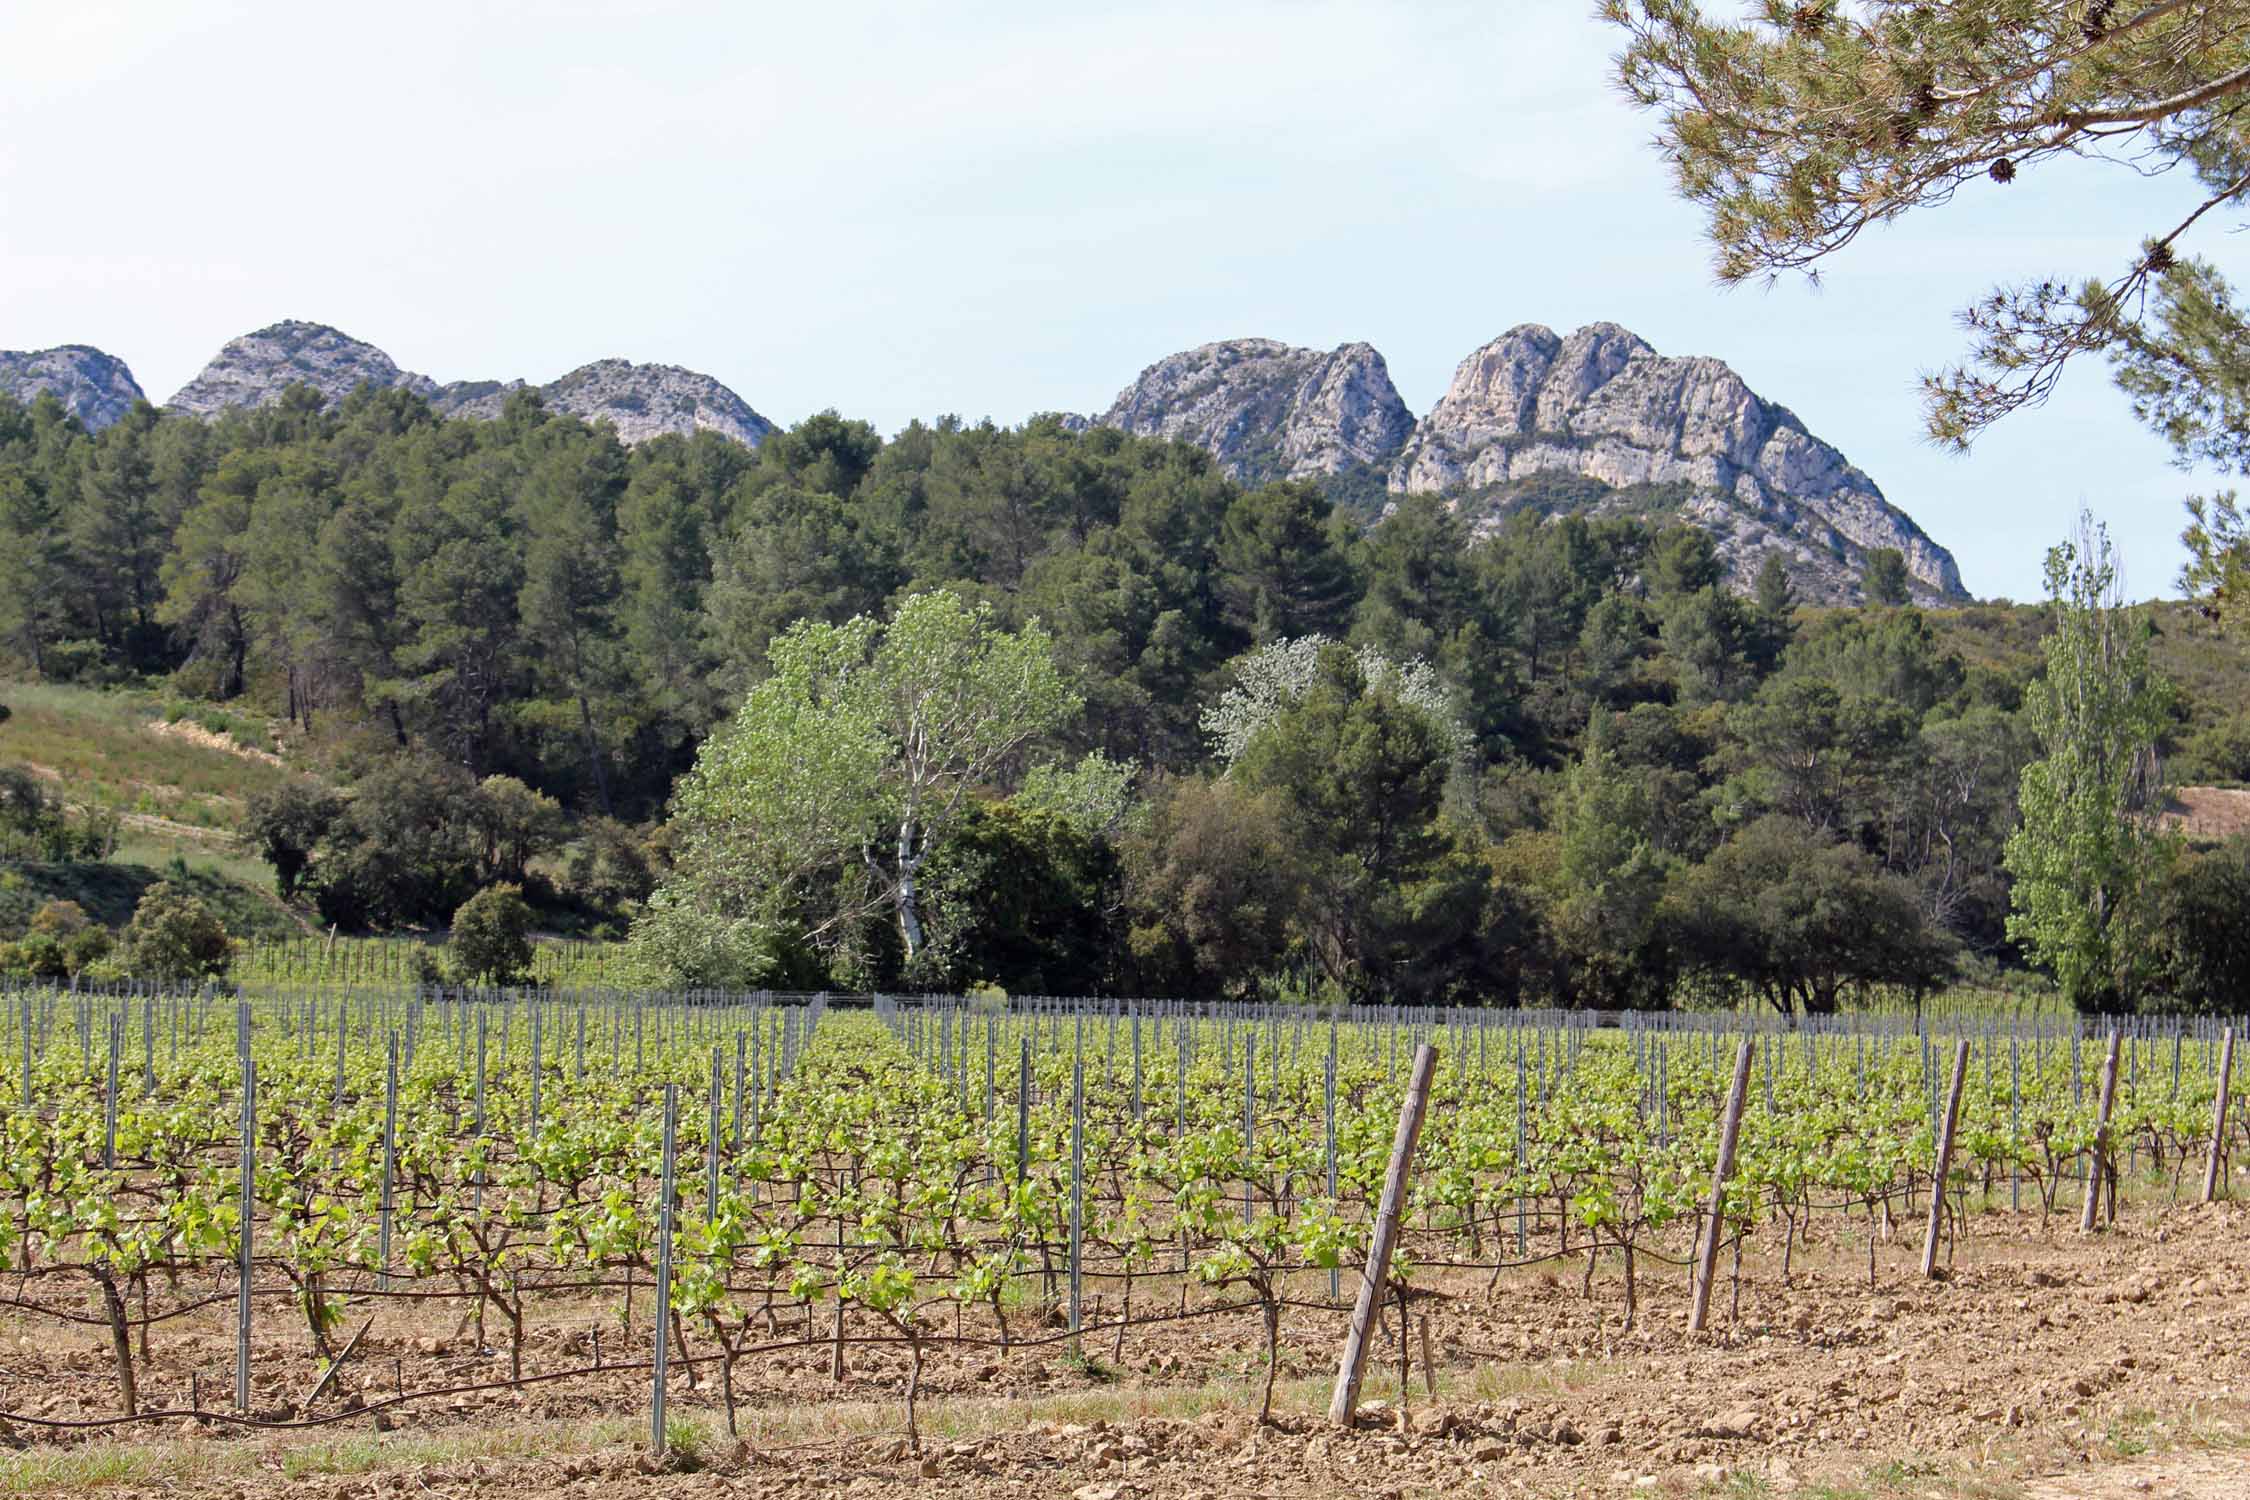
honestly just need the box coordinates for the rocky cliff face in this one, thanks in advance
[168,323,774,447]
[0,345,147,430]
[1095,322,1966,603]
[1099,339,1414,486]
[535,359,775,447]
[1389,322,1966,602]
[166,321,436,414]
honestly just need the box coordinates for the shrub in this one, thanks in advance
[450,884,535,987]
[564,817,658,915]
[241,782,344,900]
[29,899,90,937]
[120,882,233,984]
[0,764,65,860]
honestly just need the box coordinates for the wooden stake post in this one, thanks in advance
[2204,1027,2236,1204]
[1921,1038,1969,1278]
[1689,1040,1753,1334]
[1329,1042,1437,1427]
[2081,1032,2123,1234]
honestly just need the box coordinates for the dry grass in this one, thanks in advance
[0,679,294,834]
[2166,786,2250,843]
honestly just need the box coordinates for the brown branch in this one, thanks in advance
[2061,58,2250,127]
[1928,0,2205,104]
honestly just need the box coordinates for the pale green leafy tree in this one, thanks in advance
[1012,751,1137,838]
[650,590,1079,973]
[2004,515,2179,1010]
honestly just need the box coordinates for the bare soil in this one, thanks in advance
[2164,785,2250,842]
[4,1199,2247,1498]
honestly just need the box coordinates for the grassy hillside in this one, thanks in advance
[1921,600,2250,783]
[0,678,301,938]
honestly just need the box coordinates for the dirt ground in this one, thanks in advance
[3,1198,2247,1499]
[2164,785,2250,842]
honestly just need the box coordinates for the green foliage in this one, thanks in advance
[449,883,535,986]
[2150,837,2250,1014]
[1548,719,1675,1009]
[2179,491,2249,637]
[119,880,233,983]
[11,368,2250,1004]
[1861,547,1912,606]
[1666,815,1956,1015]
[0,899,113,979]
[1217,480,1358,643]
[241,780,342,899]
[305,756,490,930]
[1608,0,2250,448]
[2176,710,2250,786]
[1753,553,1795,619]
[916,803,1119,995]
[1230,643,1494,1001]
[1121,775,1302,998]
[2005,519,2180,1011]
[1012,752,1136,840]
[648,590,1079,985]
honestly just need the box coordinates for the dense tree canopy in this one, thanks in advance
[4,381,2246,1010]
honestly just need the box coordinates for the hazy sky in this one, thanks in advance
[0,1,2226,600]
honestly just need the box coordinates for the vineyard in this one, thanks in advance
[0,984,2244,1495]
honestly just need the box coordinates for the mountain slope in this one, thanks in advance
[0,345,147,430]
[167,321,436,414]
[1098,339,1413,486]
[167,322,774,447]
[1391,322,1965,602]
[1090,322,1966,605]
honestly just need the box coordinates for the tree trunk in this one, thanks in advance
[895,821,926,961]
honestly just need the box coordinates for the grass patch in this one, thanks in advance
[0,679,294,835]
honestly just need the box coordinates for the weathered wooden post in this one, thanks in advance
[2203,1027,2236,1204]
[1329,1042,1438,1426]
[1689,1040,1754,1334]
[2081,1031,2123,1234]
[1921,1037,1970,1278]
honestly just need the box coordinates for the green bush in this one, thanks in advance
[450,884,535,986]
[120,882,233,984]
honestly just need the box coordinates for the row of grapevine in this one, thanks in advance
[0,980,2238,1445]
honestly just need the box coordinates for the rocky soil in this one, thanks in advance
[5,1199,2244,1498]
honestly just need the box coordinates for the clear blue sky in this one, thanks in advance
[0,2,2222,600]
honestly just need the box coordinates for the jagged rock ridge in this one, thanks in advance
[1092,323,1966,604]
[1389,322,1965,602]
[0,345,147,430]
[166,321,436,415]
[166,322,773,447]
[1099,339,1413,486]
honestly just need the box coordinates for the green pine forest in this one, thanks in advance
[3,382,2247,1013]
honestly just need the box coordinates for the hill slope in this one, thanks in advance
[0,345,146,429]
[166,322,775,447]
